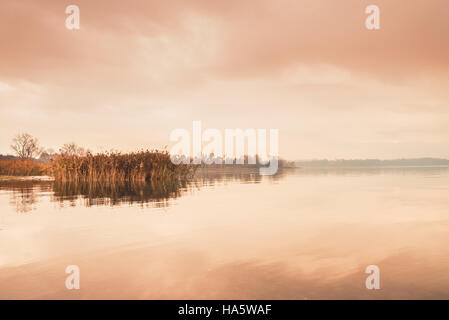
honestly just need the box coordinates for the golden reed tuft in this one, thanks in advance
[48,150,195,182]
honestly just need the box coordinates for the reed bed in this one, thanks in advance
[48,150,195,182]
[0,159,47,176]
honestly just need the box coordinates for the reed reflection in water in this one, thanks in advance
[51,179,188,208]
[0,168,283,212]
[0,180,52,214]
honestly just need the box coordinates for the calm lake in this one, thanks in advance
[1,167,449,299]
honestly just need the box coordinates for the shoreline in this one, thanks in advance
[0,175,54,182]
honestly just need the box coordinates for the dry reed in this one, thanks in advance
[48,150,195,182]
[0,159,47,176]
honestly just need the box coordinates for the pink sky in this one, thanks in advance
[1,0,448,159]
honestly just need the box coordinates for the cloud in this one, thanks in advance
[2,0,448,84]
[0,0,448,158]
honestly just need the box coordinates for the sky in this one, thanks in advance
[0,0,448,160]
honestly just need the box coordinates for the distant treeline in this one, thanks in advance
[0,154,52,163]
[0,154,17,160]
[295,158,449,167]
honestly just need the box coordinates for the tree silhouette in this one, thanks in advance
[10,133,43,159]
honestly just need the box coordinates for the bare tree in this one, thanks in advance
[59,142,86,156]
[10,133,43,159]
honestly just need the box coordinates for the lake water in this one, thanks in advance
[1,167,449,299]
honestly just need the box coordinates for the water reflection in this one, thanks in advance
[295,166,449,176]
[1,167,449,299]
[193,167,288,185]
[0,168,288,213]
[0,180,52,213]
[0,167,447,213]
[51,179,189,208]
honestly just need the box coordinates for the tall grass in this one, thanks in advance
[48,150,195,182]
[0,159,47,176]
